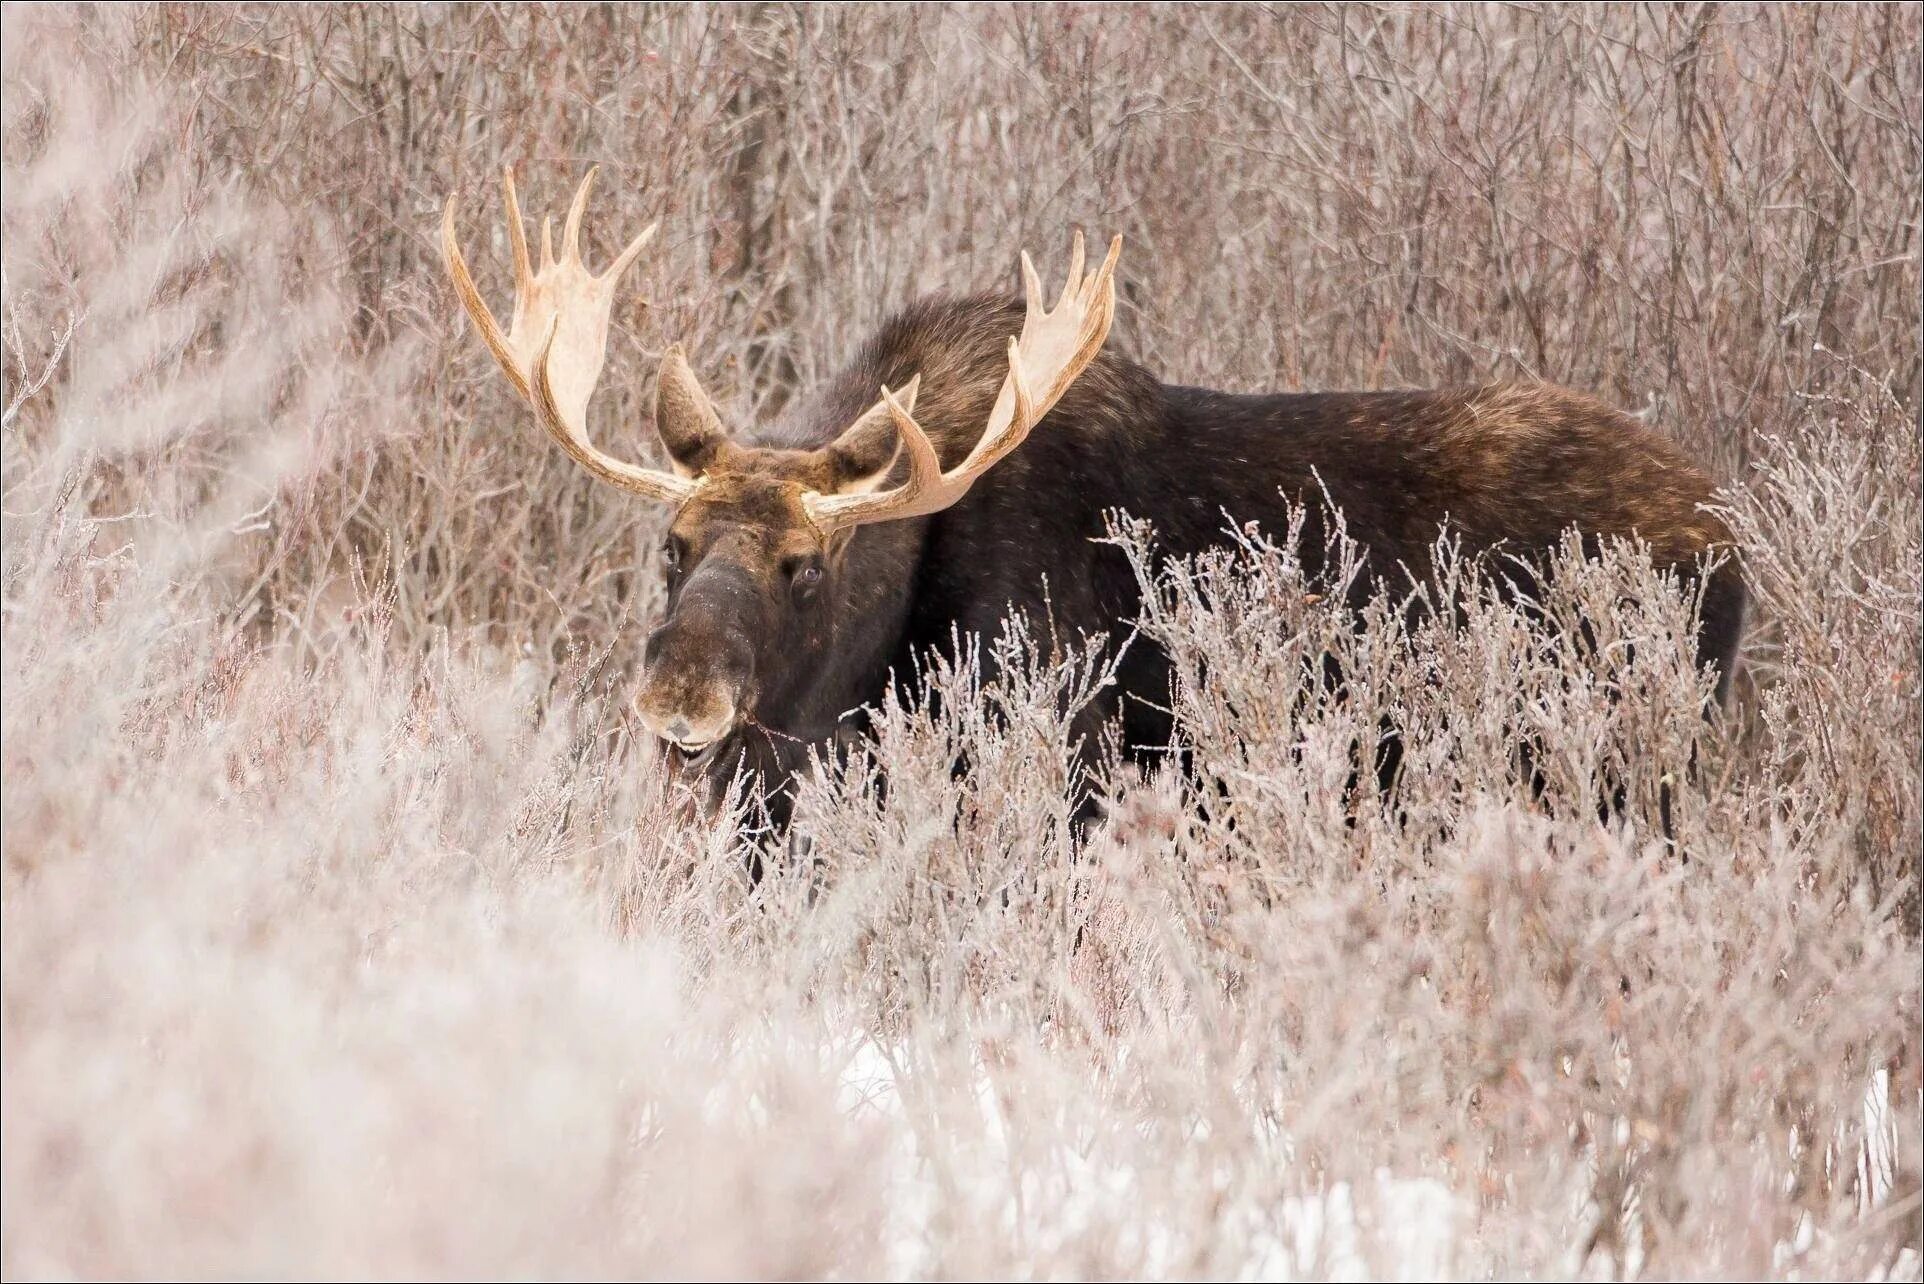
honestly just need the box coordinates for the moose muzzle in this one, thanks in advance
[634,561,760,752]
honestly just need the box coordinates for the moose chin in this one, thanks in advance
[444,166,1745,837]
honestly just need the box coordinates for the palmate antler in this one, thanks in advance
[801,232,1122,533]
[442,166,699,503]
[444,166,1121,528]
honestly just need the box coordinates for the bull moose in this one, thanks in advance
[443,168,1745,830]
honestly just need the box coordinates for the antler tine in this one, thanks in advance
[1083,232,1122,314]
[442,166,699,505]
[562,166,595,264]
[803,232,1121,532]
[606,221,658,286]
[1020,251,1046,313]
[1058,230,1086,310]
[504,166,533,289]
[881,383,944,494]
[442,199,529,403]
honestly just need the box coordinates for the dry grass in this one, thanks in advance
[2,3,1919,1278]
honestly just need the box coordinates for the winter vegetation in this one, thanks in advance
[2,4,1918,1278]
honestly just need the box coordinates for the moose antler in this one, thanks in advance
[442,166,699,503]
[802,232,1121,532]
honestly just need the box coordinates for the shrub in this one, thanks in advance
[3,4,1916,1277]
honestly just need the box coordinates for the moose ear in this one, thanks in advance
[655,345,729,477]
[820,375,921,494]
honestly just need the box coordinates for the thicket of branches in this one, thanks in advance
[3,4,1917,1278]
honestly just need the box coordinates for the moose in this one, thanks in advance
[443,168,1745,830]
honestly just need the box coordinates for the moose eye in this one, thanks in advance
[662,538,684,576]
[790,560,824,602]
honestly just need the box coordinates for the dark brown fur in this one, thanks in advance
[638,293,1745,825]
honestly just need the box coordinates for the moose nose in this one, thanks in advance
[636,699,736,751]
